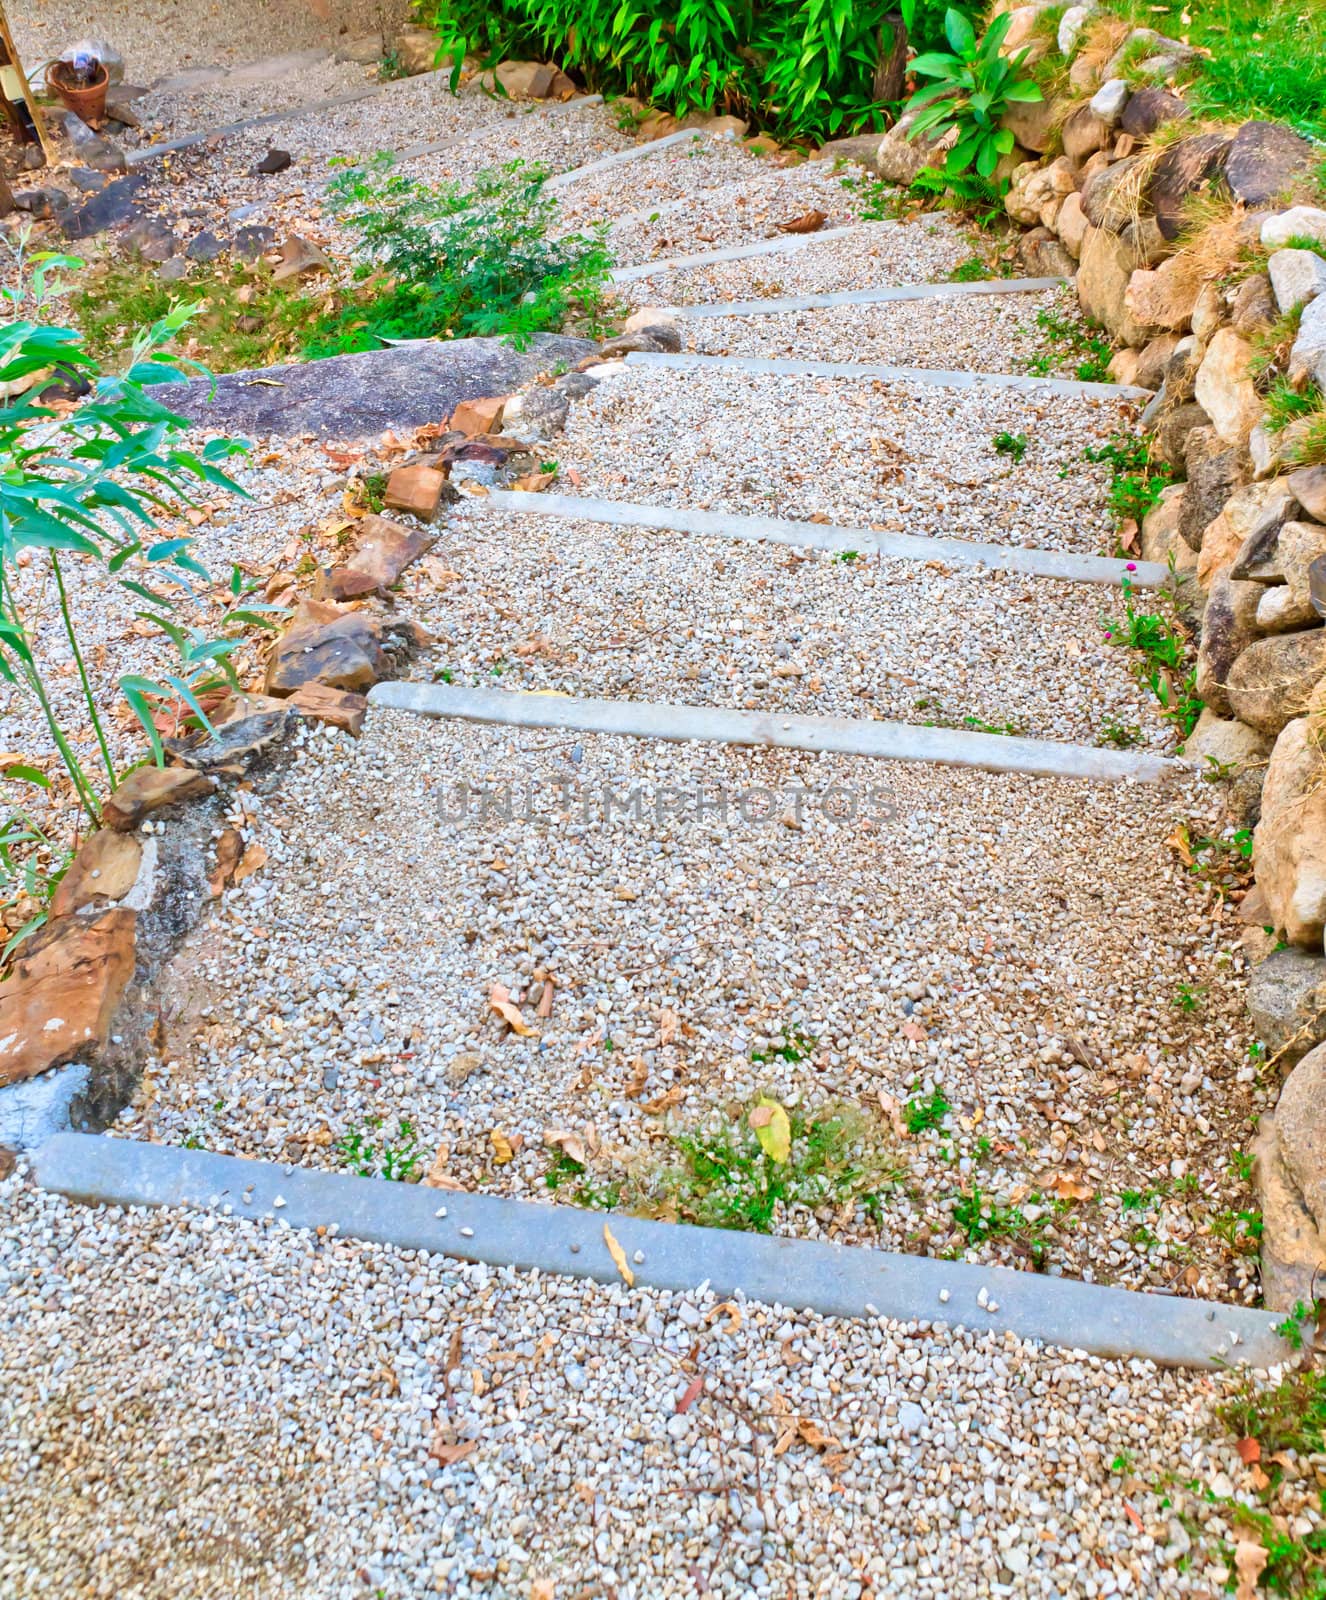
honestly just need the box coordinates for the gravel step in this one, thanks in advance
[477,489,1165,587]
[663,275,1068,319]
[611,223,877,282]
[624,349,1151,401]
[544,365,1132,554]
[368,682,1175,782]
[32,1133,1289,1369]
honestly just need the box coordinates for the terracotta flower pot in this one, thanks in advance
[48,61,109,126]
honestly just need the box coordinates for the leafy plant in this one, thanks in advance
[950,254,994,281]
[335,1116,422,1181]
[903,7,1042,179]
[0,790,72,961]
[1102,575,1203,738]
[992,429,1028,461]
[905,1086,950,1133]
[1,253,248,824]
[1084,431,1175,526]
[317,156,612,352]
[908,164,1005,224]
[1025,305,1113,382]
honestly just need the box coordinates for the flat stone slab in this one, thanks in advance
[171,334,594,439]
[663,276,1068,319]
[479,489,1166,588]
[32,1133,1289,1369]
[369,682,1176,782]
[624,350,1152,400]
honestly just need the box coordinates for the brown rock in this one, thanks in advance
[1153,400,1210,471]
[1178,431,1248,550]
[383,463,449,522]
[1195,572,1264,715]
[1255,523,1326,631]
[265,612,387,696]
[1108,348,1141,385]
[1081,158,1141,233]
[1256,719,1326,944]
[1231,273,1278,337]
[1227,630,1326,736]
[1229,485,1304,580]
[1119,86,1187,138]
[449,396,506,436]
[0,909,136,1087]
[329,513,435,598]
[270,234,332,283]
[289,682,369,737]
[1134,334,1179,391]
[1076,226,1156,344]
[1124,256,1199,331]
[1056,191,1088,258]
[49,831,143,918]
[1140,484,1194,571]
[1224,120,1315,209]
[1288,465,1326,524]
[874,101,959,184]
[1016,228,1076,279]
[1247,946,1326,1065]
[1149,133,1230,240]
[1194,327,1263,446]
[1184,706,1269,819]
[1119,215,1170,268]
[103,766,214,832]
[484,60,576,100]
[1061,103,1111,163]
[1001,95,1057,154]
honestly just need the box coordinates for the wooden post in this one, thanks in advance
[0,0,55,163]
[873,12,909,110]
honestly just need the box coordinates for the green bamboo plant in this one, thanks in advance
[1,248,252,829]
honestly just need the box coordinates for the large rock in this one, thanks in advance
[479,60,576,100]
[327,514,435,599]
[1254,523,1326,632]
[1256,714,1326,943]
[1289,294,1326,389]
[1076,225,1156,344]
[1229,484,1304,580]
[1134,333,1179,391]
[1149,133,1230,240]
[172,335,594,441]
[265,609,387,696]
[1224,121,1315,209]
[0,910,136,1088]
[1249,949,1326,1065]
[1119,86,1186,137]
[875,105,960,184]
[1088,79,1130,125]
[1288,466,1326,524]
[58,172,150,240]
[1056,190,1089,258]
[1228,631,1326,737]
[1194,328,1263,447]
[1266,1043,1326,1309]
[1004,156,1075,225]
[1269,248,1326,314]
[1124,256,1199,331]
[49,831,142,918]
[1001,95,1057,154]
[1153,399,1210,470]
[1263,207,1326,252]
[102,766,214,831]
[1061,103,1111,162]
[1081,158,1140,233]
[1178,432,1249,552]
[1231,272,1278,337]
[1183,705,1269,818]
[1195,573,1264,715]
[1140,483,1192,569]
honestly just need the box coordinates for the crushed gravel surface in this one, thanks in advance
[131,708,1262,1302]
[0,1172,1275,1599]
[426,503,1166,749]
[552,366,1133,553]
[679,286,1084,377]
[614,215,981,308]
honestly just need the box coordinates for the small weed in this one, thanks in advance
[1209,1206,1263,1256]
[1102,575,1203,738]
[544,1151,622,1209]
[1121,1187,1165,1212]
[836,549,861,563]
[751,1025,816,1065]
[1182,825,1256,894]
[1230,1149,1256,1183]
[1264,375,1322,434]
[641,1100,903,1233]
[1172,982,1208,1014]
[1083,432,1176,527]
[1273,1301,1318,1352]
[1025,305,1113,383]
[1097,719,1142,748]
[992,430,1028,462]
[1220,1364,1326,1456]
[951,255,994,282]
[335,1116,421,1181]
[361,471,389,513]
[905,1087,950,1134]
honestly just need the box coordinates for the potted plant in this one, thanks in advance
[47,53,109,126]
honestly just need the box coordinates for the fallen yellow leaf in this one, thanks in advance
[603,1224,634,1287]
[489,982,537,1038]
[749,1097,791,1163]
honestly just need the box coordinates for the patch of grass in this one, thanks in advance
[1025,305,1113,382]
[360,471,389,513]
[835,549,861,563]
[335,1116,422,1181]
[1221,1364,1326,1456]
[751,1025,816,1065]
[1272,1301,1319,1352]
[1184,824,1256,892]
[1284,397,1326,469]
[642,1100,904,1233]
[904,1086,950,1134]
[71,256,321,373]
[1209,1206,1263,1256]
[838,171,913,222]
[544,1151,622,1209]
[1249,306,1304,385]
[992,429,1028,462]
[1102,574,1202,737]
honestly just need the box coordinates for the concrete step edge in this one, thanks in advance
[31,1134,1289,1371]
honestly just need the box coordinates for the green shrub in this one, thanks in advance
[416,0,979,141]
[903,7,1042,179]
[313,156,612,353]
